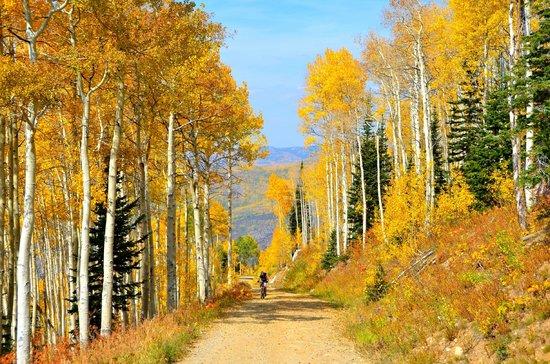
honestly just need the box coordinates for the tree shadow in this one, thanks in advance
[222,291,333,324]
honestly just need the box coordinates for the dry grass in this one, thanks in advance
[16,283,252,364]
[284,206,550,362]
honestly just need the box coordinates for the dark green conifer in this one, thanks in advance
[463,83,512,208]
[347,120,391,244]
[69,172,144,334]
[513,2,550,187]
[431,112,448,196]
[448,69,483,165]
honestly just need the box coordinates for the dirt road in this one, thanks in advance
[181,289,366,364]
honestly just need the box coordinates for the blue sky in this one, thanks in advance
[202,0,389,147]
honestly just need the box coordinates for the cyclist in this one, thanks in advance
[259,271,269,298]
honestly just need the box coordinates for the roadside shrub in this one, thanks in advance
[28,284,251,364]
[364,263,389,303]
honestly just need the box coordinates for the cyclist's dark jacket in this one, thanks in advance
[259,272,268,283]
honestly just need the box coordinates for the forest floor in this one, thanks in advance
[180,289,366,364]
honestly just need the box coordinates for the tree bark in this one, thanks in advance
[508,0,527,229]
[523,0,535,209]
[202,180,213,298]
[136,112,152,320]
[6,117,15,348]
[333,157,340,256]
[71,15,108,343]
[325,160,332,240]
[145,161,156,316]
[227,154,234,285]
[100,76,125,336]
[416,41,435,215]
[166,113,177,311]
[190,124,207,303]
[192,167,206,303]
[0,116,5,346]
[16,106,37,364]
[17,2,66,358]
[410,75,422,175]
[357,134,367,248]
[375,125,386,242]
[340,150,349,252]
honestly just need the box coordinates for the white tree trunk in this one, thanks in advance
[325,160,332,239]
[202,180,212,298]
[192,166,206,303]
[375,126,386,242]
[356,134,367,248]
[392,76,408,171]
[227,155,234,285]
[333,157,341,256]
[340,150,349,252]
[508,0,527,229]
[135,112,151,320]
[59,169,77,341]
[0,116,5,346]
[6,118,15,347]
[100,77,125,336]
[190,125,207,303]
[18,0,55,357]
[411,75,422,174]
[16,110,36,364]
[77,95,92,345]
[300,184,307,246]
[145,161,156,316]
[416,41,435,213]
[523,0,535,209]
[166,113,177,311]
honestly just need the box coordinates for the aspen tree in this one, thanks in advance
[166,112,177,310]
[67,6,109,343]
[508,0,527,229]
[18,1,67,361]
[100,76,125,337]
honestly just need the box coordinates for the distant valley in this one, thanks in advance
[232,146,317,249]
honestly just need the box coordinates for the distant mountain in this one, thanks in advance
[256,146,318,166]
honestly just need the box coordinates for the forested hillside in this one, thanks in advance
[233,146,316,249]
[261,0,550,361]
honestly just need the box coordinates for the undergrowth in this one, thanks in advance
[282,206,550,362]
[21,283,252,364]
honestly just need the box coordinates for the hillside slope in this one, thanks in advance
[281,206,550,363]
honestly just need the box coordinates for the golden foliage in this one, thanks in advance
[490,164,515,206]
[265,174,294,223]
[376,171,426,245]
[259,226,294,274]
[434,171,475,225]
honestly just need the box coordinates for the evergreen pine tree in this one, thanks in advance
[431,111,448,196]
[287,162,310,238]
[364,263,389,303]
[69,172,144,333]
[514,2,550,187]
[347,120,391,243]
[463,82,512,209]
[321,230,339,270]
[288,187,302,236]
[448,69,483,165]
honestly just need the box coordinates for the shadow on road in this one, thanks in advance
[222,290,332,324]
